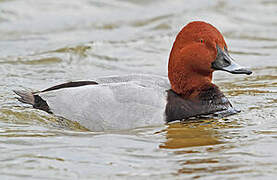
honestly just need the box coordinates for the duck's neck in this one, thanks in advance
[169,72,215,100]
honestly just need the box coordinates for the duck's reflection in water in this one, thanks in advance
[159,120,244,177]
[159,120,222,149]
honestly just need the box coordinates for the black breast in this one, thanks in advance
[165,85,236,123]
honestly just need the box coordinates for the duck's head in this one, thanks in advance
[168,21,252,97]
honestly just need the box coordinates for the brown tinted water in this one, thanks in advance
[0,0,276,179]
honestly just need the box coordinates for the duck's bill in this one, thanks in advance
[211,46,252,75]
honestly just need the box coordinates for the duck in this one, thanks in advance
[14,21,252,131]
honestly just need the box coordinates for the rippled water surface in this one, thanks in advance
[0,0,277,179]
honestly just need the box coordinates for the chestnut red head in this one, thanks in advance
[168,21,251,97]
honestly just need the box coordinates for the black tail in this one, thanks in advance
[14,90,52,113]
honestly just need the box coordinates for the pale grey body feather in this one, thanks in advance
[39,74,170,131]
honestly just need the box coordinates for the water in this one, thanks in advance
[0,0,276,179]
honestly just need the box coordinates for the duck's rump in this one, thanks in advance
[15,74,237,131]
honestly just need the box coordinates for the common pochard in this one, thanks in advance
[15,21,252,131]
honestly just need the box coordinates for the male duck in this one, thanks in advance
[15,21,252,131]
